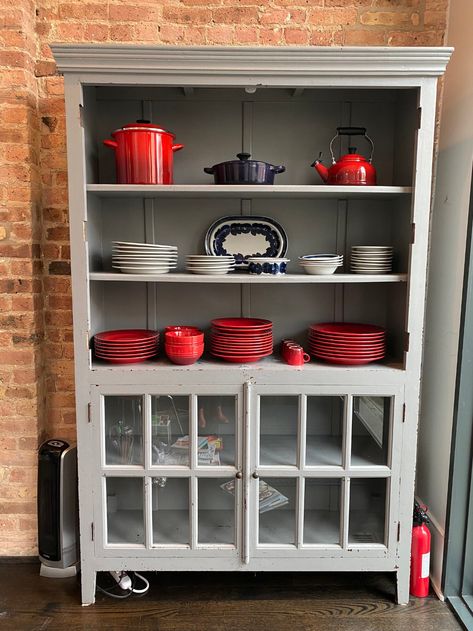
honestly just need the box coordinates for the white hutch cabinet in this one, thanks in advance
[52,45,451,605]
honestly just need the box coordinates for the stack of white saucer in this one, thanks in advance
[112,241,178,274]
[186,255,236,275]
[350,246,393,274]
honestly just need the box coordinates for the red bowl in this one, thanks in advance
[167,355,201,365]
[165,343,204,354]
[165,326,202,334]
[166,348,204,364]
[165,330,204,344]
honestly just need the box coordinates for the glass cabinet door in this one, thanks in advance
[259,396,298,466]
[196,395,237,467]
[351,396,391,467]
[151,395,190,467]
[104,396,143,466]
[152,477,189,546]
[106,477,144,545]
[258,477,297,545]
[252,387,401,556]
[96,388,241,557]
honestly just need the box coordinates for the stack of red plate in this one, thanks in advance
[308,323,386,365]
[94,329,159,364]
[210,318,273,363]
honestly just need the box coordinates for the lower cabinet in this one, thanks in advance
[91,383,403,568]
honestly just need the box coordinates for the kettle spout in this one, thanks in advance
[311,153,329,182]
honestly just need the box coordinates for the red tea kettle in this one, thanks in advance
[311,127,376,186]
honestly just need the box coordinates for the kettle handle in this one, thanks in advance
[329,127,374,164]
[336,126,366,136]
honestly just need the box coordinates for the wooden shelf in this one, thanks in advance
[89,272,408,284]
[86,184,412,199]
[90,354,404,374]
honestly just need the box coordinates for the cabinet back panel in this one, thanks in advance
[94,99,143,185]
[155,284,242,331]
[151,100,242,185]
[251,198,339,260]
[85,86,417,186]
[152,198,242,271]
[249,284,336,343]
[90,282,149,335]
[88,197,146,272]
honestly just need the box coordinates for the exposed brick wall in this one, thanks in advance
[0,0,449,555]
[0,0,45,555]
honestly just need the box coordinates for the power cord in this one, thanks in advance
[96,571,150,599]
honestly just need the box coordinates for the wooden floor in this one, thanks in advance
[0,562,462,631]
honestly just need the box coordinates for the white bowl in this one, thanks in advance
[300,264,340,275]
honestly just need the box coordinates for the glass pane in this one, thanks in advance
[304,479,341,545]
[198,477,235,545]
[258,477,296,545]
[106,477,144,545]
[105,396,143,466]
[352,396,391,466]
[152,477,189,545]
[151,395,190,466]
[349,478,387,545]
[306,397,343,467]
[259,396,298,466]
[197,396,236,466]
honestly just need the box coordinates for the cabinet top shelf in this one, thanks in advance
[86,184,412,199]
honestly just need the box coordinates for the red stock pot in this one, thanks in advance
[103,120,184,184]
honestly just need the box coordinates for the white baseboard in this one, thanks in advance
[415,496,445,601]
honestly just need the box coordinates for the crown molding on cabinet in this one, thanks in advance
[51,45,453,82]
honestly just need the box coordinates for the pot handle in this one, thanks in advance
[103,139,118,150]
[172,143,184,152]
[203,167,214,175]
[271,165,286,174]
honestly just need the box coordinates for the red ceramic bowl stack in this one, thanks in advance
[308,322,386,365]
[164,326,204,365]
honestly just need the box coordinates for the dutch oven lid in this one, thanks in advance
[214,153,269,166]
[112,119,175,136]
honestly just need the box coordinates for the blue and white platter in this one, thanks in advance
[204,215,288,268]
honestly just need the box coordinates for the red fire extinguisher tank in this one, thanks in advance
[410,502,431,597]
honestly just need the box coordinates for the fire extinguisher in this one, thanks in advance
[410,501,431,597]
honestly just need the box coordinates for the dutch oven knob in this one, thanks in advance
[136,119,151,124]
[237,152,251,161]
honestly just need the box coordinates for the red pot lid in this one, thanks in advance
[112,120,175,137]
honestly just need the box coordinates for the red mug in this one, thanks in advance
[286,345,310,366]
[281,339,297,359]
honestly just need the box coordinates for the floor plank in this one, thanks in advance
[0,563,462,631]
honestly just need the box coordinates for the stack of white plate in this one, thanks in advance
[112,241,178,274]
[298,254,343,275]
[186,255,235,275]
[350,246,393,274]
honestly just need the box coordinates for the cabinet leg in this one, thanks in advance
[80,565,96,605]
[396,564,410,605]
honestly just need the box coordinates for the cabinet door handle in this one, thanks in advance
[252,472,259,479]
[235,471,242,479]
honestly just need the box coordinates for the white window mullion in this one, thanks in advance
[190,395,198,549]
